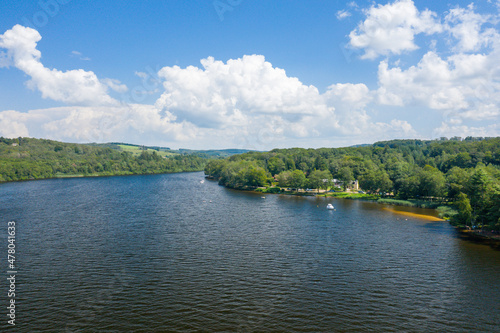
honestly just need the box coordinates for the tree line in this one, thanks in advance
[0,137,208,182]
[205,137,500,231]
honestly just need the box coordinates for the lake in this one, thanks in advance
[1,171,499,332]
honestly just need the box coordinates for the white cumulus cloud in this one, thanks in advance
[155,55,334,131]
[445,3,498,52]
[0,25,119,106]
[343,2,500,139]
[154,55,416,148]
[376,50,500,119]
[349,0,442,59]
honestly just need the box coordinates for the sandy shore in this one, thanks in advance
[382,207,443,222]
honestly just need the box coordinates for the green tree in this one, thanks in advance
[360,169,393,194]
[418,165,446,198]
[289,169,306,190]
[359,169,377,193]
[338,167,354,191]
[485,184,500,231]
[376,169,393,194]
[452,192,472,227]
[205,159,226,179]
[276,170,291,187]
[308,170,332,192]
[466,167,491,225]
[446,167,470,199]
[314,156,328,171]
[267,156,285,176]
[450,152,472,169]
[244,166,268,187]
[396,175,419,200]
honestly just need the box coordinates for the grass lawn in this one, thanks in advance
[323,192,380,200]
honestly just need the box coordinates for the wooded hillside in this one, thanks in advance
[0,137,208,182]
[205,137,500,231]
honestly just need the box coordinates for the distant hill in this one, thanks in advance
[88,142,176,158]
[348,143,371,148]
[177,148,256,158]
[90,142,255,158]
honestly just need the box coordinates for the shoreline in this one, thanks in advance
[456,229,500,249]
[223,182,500,249]
[0,169,205,185]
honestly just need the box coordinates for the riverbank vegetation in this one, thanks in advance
[0,137,209,182]
[205,137,500,232]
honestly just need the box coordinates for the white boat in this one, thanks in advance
[327,204,334,210]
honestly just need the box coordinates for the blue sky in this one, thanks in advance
[0,0,499,149]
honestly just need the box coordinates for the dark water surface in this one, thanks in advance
[1,172,499,332]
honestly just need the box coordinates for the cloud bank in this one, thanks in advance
[1,0,499,149]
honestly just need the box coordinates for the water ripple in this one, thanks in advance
[0,172,499,332]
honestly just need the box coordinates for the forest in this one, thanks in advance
[0,137,207,182]
[205,137,500,232]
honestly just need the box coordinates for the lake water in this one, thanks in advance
[1,171,499,332]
